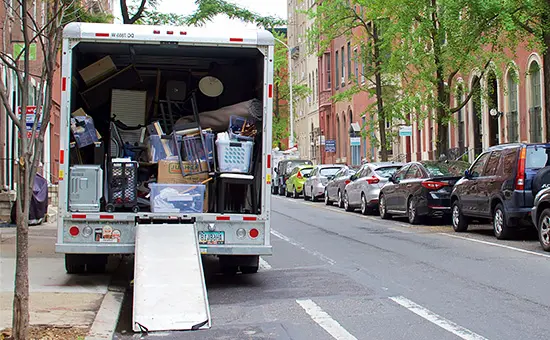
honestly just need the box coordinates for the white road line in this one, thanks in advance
[259,257,272,270]
[296,299,358,340]
[389,296,488,340]
[271,229,336,265]
[440,233,550,259]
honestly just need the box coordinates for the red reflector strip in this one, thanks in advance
[100,215,114,219]
[216,216,230,221]
[59,149,64,164]
[267,154,271,169]
[95,33,109,37]
[62,77,66,91]
[268,84,273,98]
[72,214,86,219]
[180,31,187,35]
[243,216,257,221]
[167,31,174,34]
[230,37,243,42]
[153,30,160,34]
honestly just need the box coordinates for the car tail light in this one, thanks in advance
[422,181,447,190]
[69,226,79,237]
[297,171,303,179]
[516,147,526,190]
[366,176,380,184]
[249,228,259,238]
[345,179,351,185]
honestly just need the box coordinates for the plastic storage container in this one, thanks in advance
[147,135,177,163]
[216,139,254,173]
[149,183,205,213]
[228,115,255,141]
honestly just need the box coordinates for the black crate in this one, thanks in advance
[106,161,139,212]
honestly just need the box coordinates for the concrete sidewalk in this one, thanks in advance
[0,222,111,331]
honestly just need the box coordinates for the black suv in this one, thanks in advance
[451,143,550,239]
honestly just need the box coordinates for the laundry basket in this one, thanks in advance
[215,139,254,173]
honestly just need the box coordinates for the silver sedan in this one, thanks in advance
[343,162,404,214]
[303,164,345,202]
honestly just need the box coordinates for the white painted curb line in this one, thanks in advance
[86,287,126,340]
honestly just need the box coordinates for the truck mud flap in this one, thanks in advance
[132,222,211,332]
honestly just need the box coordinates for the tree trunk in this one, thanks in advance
[373,23,388,161]
[543,11,550,141]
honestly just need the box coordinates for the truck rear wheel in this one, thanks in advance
[65,254,86,274]
[65,254,107,274]
[240,265,259,274]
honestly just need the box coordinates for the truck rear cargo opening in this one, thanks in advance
[57,23,273,274]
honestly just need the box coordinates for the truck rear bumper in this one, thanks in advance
[56,243,272,256]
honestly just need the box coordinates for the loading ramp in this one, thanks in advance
[133,222,211,332]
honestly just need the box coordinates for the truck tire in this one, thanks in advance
[240,265,259,274]
[65,254,85,274]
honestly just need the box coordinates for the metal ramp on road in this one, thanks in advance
[133,223,211,333]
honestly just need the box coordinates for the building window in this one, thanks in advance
[315,70,318,101]
[507,70,519,142]
[354,48,359,83]
[529,61,542,143]
[341,46,345,87]
[456,85,465,153]
[347,42,352,80]
[308,73,312,106]
[325,53,331,89]
[361,116,367,159]
[335,51,339,89]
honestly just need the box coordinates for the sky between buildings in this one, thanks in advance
[113,0,287,29]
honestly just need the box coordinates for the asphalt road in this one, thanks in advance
[114,195,550,340]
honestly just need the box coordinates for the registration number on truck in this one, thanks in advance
[198,231,225,245]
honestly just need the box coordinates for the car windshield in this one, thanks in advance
[374,166,401,178]
[526,145,550,170]
[422,161,470,177]
[286,160,312,173]
[320,167,341,177]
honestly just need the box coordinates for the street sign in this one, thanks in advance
[325,140,336,153]
[399,125,412,137]
[350,137,361,146]
[17,106,41,139]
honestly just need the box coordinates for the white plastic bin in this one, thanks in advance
[149,183,205,213]
[216,139,254,173]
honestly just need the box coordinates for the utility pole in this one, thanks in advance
[274,37,294,149]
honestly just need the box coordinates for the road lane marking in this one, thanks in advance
[296,299,358,340]
[389,296,488,340]
[271,229,336,265]
[440,233,550,259]
[259,257,272,270]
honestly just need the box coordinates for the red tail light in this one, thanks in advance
[366,176,380,184]
[249,228,259,238]
[345,179,351,185]
[516,147,526,190]
[422,181,447,190]
[297,171,303,179]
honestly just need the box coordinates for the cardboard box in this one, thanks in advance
[79,56,117,86]
[157,159,210,212]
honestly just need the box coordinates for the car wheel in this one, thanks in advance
[311,187,318,202]
[344,192,354,212]
[379,194,391,220]
[360,194,371,215]
[407,197,421,225]
[337,190,344,208]
[293,188,299,199]
[538,208,550,252]
[325,189,332,206]
[451,201,469,232]
[285,187,291,197]
[279,185,285,196]
[493,203,511,240]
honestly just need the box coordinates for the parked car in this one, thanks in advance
[343,162,404,214]
[285,165,314,198]
[324,166,359,207]
[303,164,345,202]
[379,160,469,224]
[274,159,313,196]
[532,185,550,252]
[451,143,550,239]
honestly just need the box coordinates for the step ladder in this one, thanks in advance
[133,222,211,332]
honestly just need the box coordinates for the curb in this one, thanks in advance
[85,285,126,340]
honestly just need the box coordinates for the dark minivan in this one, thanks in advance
[451,143,550,239]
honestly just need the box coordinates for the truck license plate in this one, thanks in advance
[198,231,225,245]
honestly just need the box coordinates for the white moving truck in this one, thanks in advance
[56,22,274,279]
